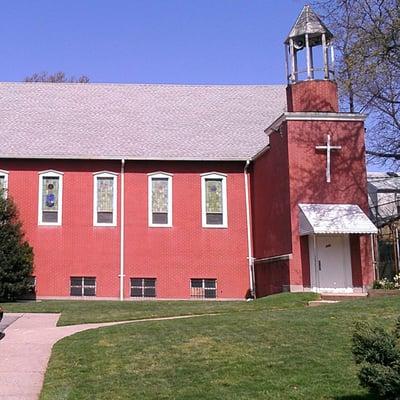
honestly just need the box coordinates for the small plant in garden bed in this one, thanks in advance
[373,274,400,290]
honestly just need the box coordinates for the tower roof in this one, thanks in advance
[285,5,333,44]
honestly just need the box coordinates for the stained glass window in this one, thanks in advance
[97,177,113,212]
[205,179,223,225]
[151,176,170,225]
[96,176,114,224]
[41,175,60,223]
[42,177,59,211]
[0,175,6,197]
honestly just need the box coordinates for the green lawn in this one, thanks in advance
[35,294,399,399]
[1,292,317,326]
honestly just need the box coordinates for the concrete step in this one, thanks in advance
[308,300,339,307]
[320,293,368,301]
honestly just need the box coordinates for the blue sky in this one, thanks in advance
[0,0,304,84]
[0,0,385,170]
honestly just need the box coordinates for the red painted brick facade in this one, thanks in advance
[286,80,339,113]
[251,80,373,295]
[1,81,374,300]
[1,159,250,299]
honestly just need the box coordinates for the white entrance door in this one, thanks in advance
[309,235,353,293]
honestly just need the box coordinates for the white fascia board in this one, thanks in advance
[264,112,367,136]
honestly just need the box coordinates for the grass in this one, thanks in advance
[35,294,400,399]
[1,292,318,326]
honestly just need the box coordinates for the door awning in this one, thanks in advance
[299,203,378,235]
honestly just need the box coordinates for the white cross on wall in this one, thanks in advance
[315,134,342,183]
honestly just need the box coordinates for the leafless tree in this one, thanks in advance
[314,0,400,167]
[24,71,89,83]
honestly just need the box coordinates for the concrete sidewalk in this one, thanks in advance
[0,313,208,400]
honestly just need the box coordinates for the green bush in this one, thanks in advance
[0,191,34,301]
[352,317,400,399]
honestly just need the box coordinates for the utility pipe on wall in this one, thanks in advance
[119,158,125,301]
[244,160,255,298]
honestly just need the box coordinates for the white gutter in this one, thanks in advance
[244,160,255,298]
[119,158,125,301]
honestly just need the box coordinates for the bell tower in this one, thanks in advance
[285,5,339,112]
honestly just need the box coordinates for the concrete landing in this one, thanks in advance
[308,300,340,307]
[320,293,368,301]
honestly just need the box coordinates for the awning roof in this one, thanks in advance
[299,204,378,235]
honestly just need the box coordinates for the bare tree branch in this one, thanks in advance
[24,71,89,83]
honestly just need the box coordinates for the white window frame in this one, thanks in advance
[0,170,9,198]
[148,172,173,227]
[201,172,228,228]
[93,171,118,227]
[38,170,63,226]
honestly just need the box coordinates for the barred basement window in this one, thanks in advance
[201,173,227,228]
[190,279,217,299]
[0,170,8,198]
[148,173,172,227]
[38,171,63,225]
[93,172,117,226]
[131,278,156,298]
[70,277,96,296]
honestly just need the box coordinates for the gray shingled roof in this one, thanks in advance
[285,5,333,44]
[0,82,286,161]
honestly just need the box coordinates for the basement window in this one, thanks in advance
[190,279,217,299]
[70,277,96,296]
[131,278,156,298]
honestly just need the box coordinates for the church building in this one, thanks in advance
[0,6,377,300]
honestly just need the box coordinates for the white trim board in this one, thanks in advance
[265,111,367,136]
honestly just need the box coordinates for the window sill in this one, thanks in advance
[93,223,117,227]
[202,224,228,229]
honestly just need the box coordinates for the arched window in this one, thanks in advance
[201,173,228,228]
[148,172,173,227]
[93,172,118,226]
[38,170,63,225]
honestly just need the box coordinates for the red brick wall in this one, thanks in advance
[0,159,250,299]
[286,80,339,112]
[251,127,292,260]
[251,126,293,294]
[286,118,373,288]
[254,260,290,297]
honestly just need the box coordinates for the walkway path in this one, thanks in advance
[0,313,211,400]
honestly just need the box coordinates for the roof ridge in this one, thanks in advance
[0,81,286,88]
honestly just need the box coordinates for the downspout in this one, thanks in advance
[119,158,125,301]
[244,159,255,299]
